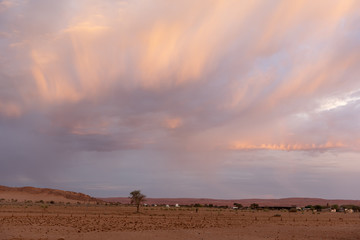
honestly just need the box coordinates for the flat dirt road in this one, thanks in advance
[1,204,360,240]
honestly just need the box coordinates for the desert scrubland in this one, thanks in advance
[1,202,360,240]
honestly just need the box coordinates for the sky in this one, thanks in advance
[1,0,360,199]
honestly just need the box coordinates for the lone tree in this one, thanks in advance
[129,190,146,213]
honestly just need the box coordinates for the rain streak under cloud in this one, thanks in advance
[1,0,360,199]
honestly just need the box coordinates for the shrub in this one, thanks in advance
[289,208,297,212]
[234,203,243,208]
[314,205,322,211]
[250,203,259,209]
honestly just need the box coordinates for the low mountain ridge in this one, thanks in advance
[102,197,360,207]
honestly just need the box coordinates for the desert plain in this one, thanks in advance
[1,202,360,240]
[1,186,360,240]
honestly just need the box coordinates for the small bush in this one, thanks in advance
[289,208,297,212]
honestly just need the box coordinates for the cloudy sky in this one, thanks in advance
[1,0,360,199]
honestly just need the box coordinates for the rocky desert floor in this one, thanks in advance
[1,204,360,240]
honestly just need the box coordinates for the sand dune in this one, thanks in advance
[0,185,100,203]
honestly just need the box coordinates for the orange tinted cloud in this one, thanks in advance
[19,0,357,104]
[70,121,110,136]
[0,101,21,118]
[25,0,267,94]
[0,0,14,12]
[31,50,82,103]
[63,22,109,34]
[229,141,346,151]
[164,117,183,129]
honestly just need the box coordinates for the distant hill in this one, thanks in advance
[102,197,360,207]
[0,185,101,203]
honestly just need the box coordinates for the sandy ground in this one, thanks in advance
[1,204,360,240]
